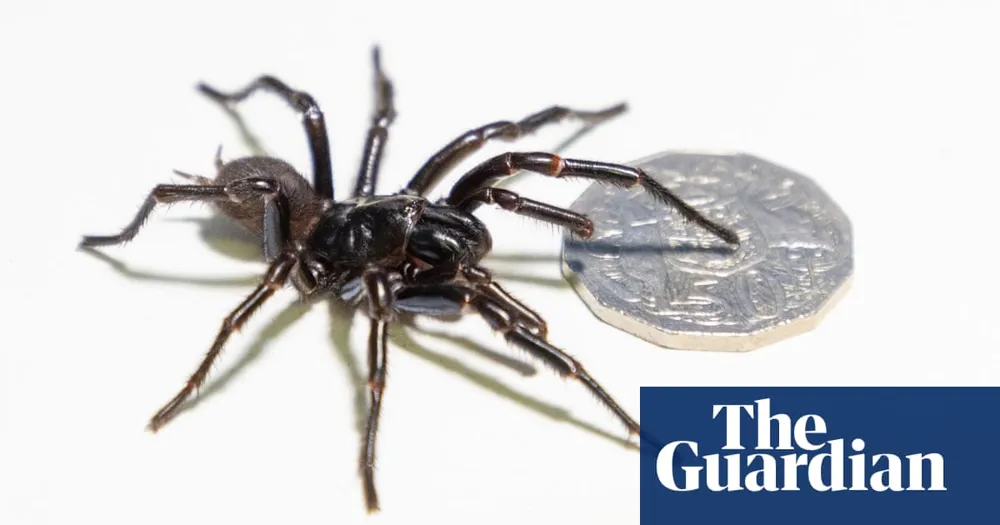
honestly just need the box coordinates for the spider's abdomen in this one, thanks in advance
[406,203,492,267]
[214,156,326,240]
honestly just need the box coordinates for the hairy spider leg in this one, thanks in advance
[79,185,229,248]
[199,76,336,200]
[462,266,548,337]
[360,268,393,513]
[79,179,292,262]
[446,152,741,245]
[454,187,594,238]
[353,46,397,198]
[147,254,297,432]
[403,103,627,196]
[393,283,641,436]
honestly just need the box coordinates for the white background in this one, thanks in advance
[1,1,998,524]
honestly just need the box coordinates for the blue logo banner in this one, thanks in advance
[639,387,1000,524]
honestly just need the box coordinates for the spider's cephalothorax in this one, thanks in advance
[80,47,740,513]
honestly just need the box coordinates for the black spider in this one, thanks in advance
[79,47,739,512]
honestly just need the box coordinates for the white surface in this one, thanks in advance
[1,1,998,524]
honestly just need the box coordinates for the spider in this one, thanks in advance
[79,47,739,512]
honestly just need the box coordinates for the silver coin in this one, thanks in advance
[561,151,852,352]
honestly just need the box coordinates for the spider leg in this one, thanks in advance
[399,263,550,337]
[393,283,639,436]
[353,46,396,198]
[361,318,388,513]
[462,266,548,337]
[455,187,594,238]
[474,295,640,436]
[402,103,627,196]
[79,179,291,262]
[147,253,296,432]
[79,184,228,247]
[199,76,335,199]
[446,152,740,245]
[360,268,393,513]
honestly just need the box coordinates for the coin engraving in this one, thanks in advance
[561,151,852,351]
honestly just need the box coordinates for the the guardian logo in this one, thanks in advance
[640,387,1000,524]
[656,398,946,493]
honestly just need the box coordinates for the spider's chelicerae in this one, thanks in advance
[80,47,739,512]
